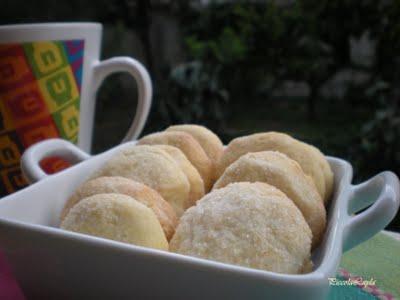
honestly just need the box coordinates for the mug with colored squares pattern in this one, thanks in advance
[0,23,152,196]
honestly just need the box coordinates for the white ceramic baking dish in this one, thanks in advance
[0,138,398,300]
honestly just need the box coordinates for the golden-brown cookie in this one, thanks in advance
[217,132,331,202]
[170,182,312,274]
[309,144,334,202]
[166,124,224,178]
[214,151,326,247]
[93,145,190,216]
[138,131,213,191]
[61,193,169,250]
[152,145,205,208]
[60,176,178,240]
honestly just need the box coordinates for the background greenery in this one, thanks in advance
[1,0,399,231]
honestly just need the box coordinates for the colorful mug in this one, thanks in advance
[0,23,152,196]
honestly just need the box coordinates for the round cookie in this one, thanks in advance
[214,151,326,247]
[309,144,334,202]
[166,124,224,173]
[93,145,190,216]
[61,193,169,251]
[138,131,213,191]
[152,145,205,207]
[217,132,330,202]
[60,176,178,240]
[170,182,313,274]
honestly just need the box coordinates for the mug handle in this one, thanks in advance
[343,171,400,251]
[92,57,152,142]
[21,139,90,183]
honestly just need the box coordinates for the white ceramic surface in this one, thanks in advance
[0,139,398,299]
[0,23,152,153]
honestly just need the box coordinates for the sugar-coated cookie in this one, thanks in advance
[138,131,213,191]
[217,132,332,202]
[61,193,169,250]
[166,124,224,180]
[60,176,178,240]
[214,151,326,247]
[152,145,205,207]
[93,145,190,216]
[309,144,334,202]
[170,182,312,274]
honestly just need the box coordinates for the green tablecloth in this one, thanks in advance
[329,232,400,299]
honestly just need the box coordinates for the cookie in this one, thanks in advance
[166,124,223,180]
[138,131,213,191]
[61,193,169,250]
[61,176,178,240]
[214,151,326,247]
[217,132,332,202]
[93,145,190,216]
[170,182,312,274]
[152,145,205,207]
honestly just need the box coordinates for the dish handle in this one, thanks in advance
[343,171,400,252]
[21,139,91,184]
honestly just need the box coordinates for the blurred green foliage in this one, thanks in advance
[163,1,400,182]
[162,1,400,230]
